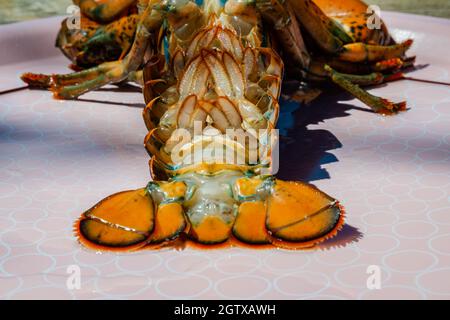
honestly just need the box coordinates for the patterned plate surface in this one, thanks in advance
[0,13,449,299]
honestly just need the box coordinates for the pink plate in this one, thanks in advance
[0,12,449,300]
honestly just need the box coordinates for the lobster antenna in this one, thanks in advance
[403,76,450,86]
[0,85,29,95]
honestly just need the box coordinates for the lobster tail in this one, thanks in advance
[75,174,344,250]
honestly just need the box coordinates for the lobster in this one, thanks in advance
[21,0,415,250]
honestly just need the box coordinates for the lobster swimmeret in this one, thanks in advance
[21,0,415,250]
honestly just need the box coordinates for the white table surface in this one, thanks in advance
[0,13,449,299]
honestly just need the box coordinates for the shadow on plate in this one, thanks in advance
[276,88,373,182]
[276,89,371,248]
[317,224,363,250]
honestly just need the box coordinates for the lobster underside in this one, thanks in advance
[20,0,415,251]
[73,0,347,251]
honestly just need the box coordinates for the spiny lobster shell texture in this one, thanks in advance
[75,1,345,251]
[142,23,282,177]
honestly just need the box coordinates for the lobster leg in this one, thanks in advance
[287,0,413,62]
[309,57,413,77]
[287,0,353,54]
[23,2,164,99]
[22,0,203,99]
[50,27,150,100]
[325,70,385,86]
[338,40,413,63]
[308,60,409,86]
[21,68,143,89]
[325,68,409,87]
[324,65,406,114]
[257,0,310,70]
[278,0,412,113]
